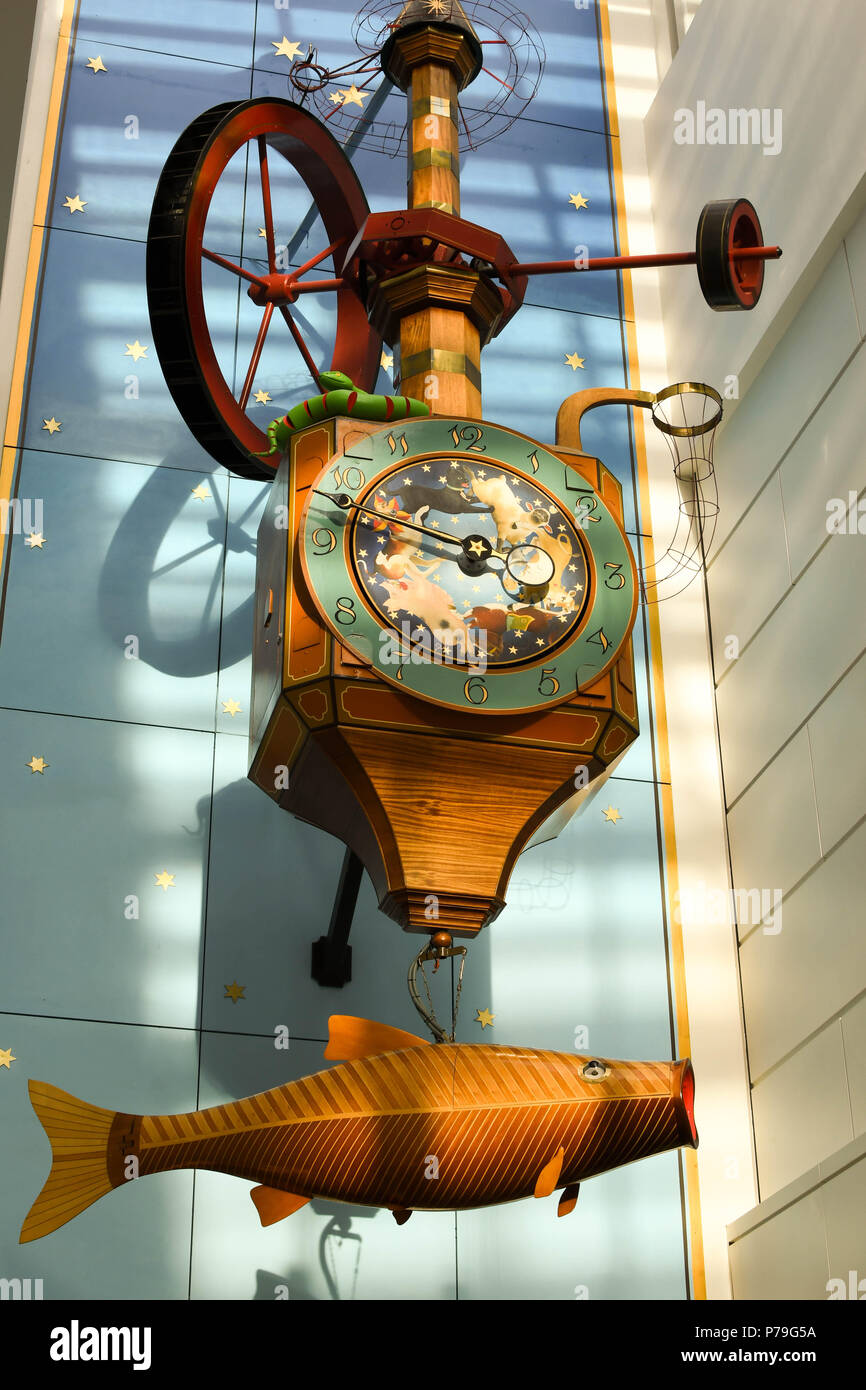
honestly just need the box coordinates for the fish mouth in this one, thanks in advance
[674,1059,698,1149]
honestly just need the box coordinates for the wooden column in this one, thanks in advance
[376,18,490,419]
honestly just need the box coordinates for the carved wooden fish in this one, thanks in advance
[20,1016,697,1241]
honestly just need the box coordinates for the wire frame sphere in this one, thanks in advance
[293,0,545,156]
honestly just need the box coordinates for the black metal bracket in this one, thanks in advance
[311,848,363,987]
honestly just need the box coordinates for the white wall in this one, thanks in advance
[645,0,866,1297]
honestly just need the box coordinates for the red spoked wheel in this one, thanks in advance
[146,98,382,479]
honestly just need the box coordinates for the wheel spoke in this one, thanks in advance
[257,136,277,274]
[293,237,346,280]
[202,247,268,288]
[238,301,274,410]
[278,304,322,389]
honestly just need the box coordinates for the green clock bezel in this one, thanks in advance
[299,417,638,715]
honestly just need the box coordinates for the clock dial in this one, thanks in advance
[300,418,637,715]
[347,457,590,670]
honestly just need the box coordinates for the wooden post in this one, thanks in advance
[376,6,497,419]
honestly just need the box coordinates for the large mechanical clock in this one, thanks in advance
[146,0,779,963]
[299,418,636,714]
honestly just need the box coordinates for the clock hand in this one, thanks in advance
[313,489,505,567]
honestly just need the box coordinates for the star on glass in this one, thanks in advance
[41,417,61,434]
[26,756,48,773]
[63,194,86,214]
[221,699,242,717]
[154,871,176,890]
[253,389,271,404]
[475,1008,495,1029]
[125,340,148,362]
[0,1048,16,1069]
[569,193,589,210]
[565,352,585,370]
[271,37,303,60]
[25,533,46,549]
[380,350,394,371]
[224,981,246,1003]
[86,56,107,74]
[602,806,622,825]
[191,484,211,501]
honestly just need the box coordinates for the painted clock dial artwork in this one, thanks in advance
[301,418,636,714]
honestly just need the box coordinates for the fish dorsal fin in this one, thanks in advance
[250,1186,310,1227]
[557,1183,581,1218]
[534,1146,565,1199]
[324,1016,430,1061]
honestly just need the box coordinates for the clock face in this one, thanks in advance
[300,418,637,714]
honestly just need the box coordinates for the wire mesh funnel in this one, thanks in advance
[642,382,723,603]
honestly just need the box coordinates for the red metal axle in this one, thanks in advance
[506,245,783,277]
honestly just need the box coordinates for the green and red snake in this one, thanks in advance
[257,371,430,457]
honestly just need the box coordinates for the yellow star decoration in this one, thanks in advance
[569,193,589,210]
[222,699,243,717]
[154,871,176,891]
[253,389,271,404]
[475,1008,495,1030]
[191,483,211,501]
[426,0,448,12]
[258,228,267,238]
[380,350,394,371]
[86,56,107,74]
[25,533,46,549]
[42,417,61,434]
[338,85,368,109]
[225,981,246,1003]
[602,806,622,825]
[125,340,148,362]
[565,352,585,370]
[63,194,87,214]
[271,37,302,61]
[26,756,48,774]
[0,1048,16,1070]
[329,91,344,105]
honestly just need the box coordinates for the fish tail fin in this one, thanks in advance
[20,1081,120,1243]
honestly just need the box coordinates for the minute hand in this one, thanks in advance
[313,489,500,558]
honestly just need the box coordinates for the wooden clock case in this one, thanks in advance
[248,414,639,939]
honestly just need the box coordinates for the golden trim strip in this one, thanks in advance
[0,0,76,589]
[411,147,460,175]
[400,348,482,390]
[598,0,707,1302]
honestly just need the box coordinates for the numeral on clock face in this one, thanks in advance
[451,424,486,452]
[312,527,337,555]
[335,596,357,626]
[587,626,610,652]
[331,465,366,491]
[604,561,626,589]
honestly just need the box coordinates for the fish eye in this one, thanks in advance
[581,1059,608,1081]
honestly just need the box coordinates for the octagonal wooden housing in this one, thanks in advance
[248,417,639,938]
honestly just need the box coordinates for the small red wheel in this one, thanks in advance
[146,98,382,479]
[696,198,765,311]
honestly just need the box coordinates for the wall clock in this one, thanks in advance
[299,416,636,713]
